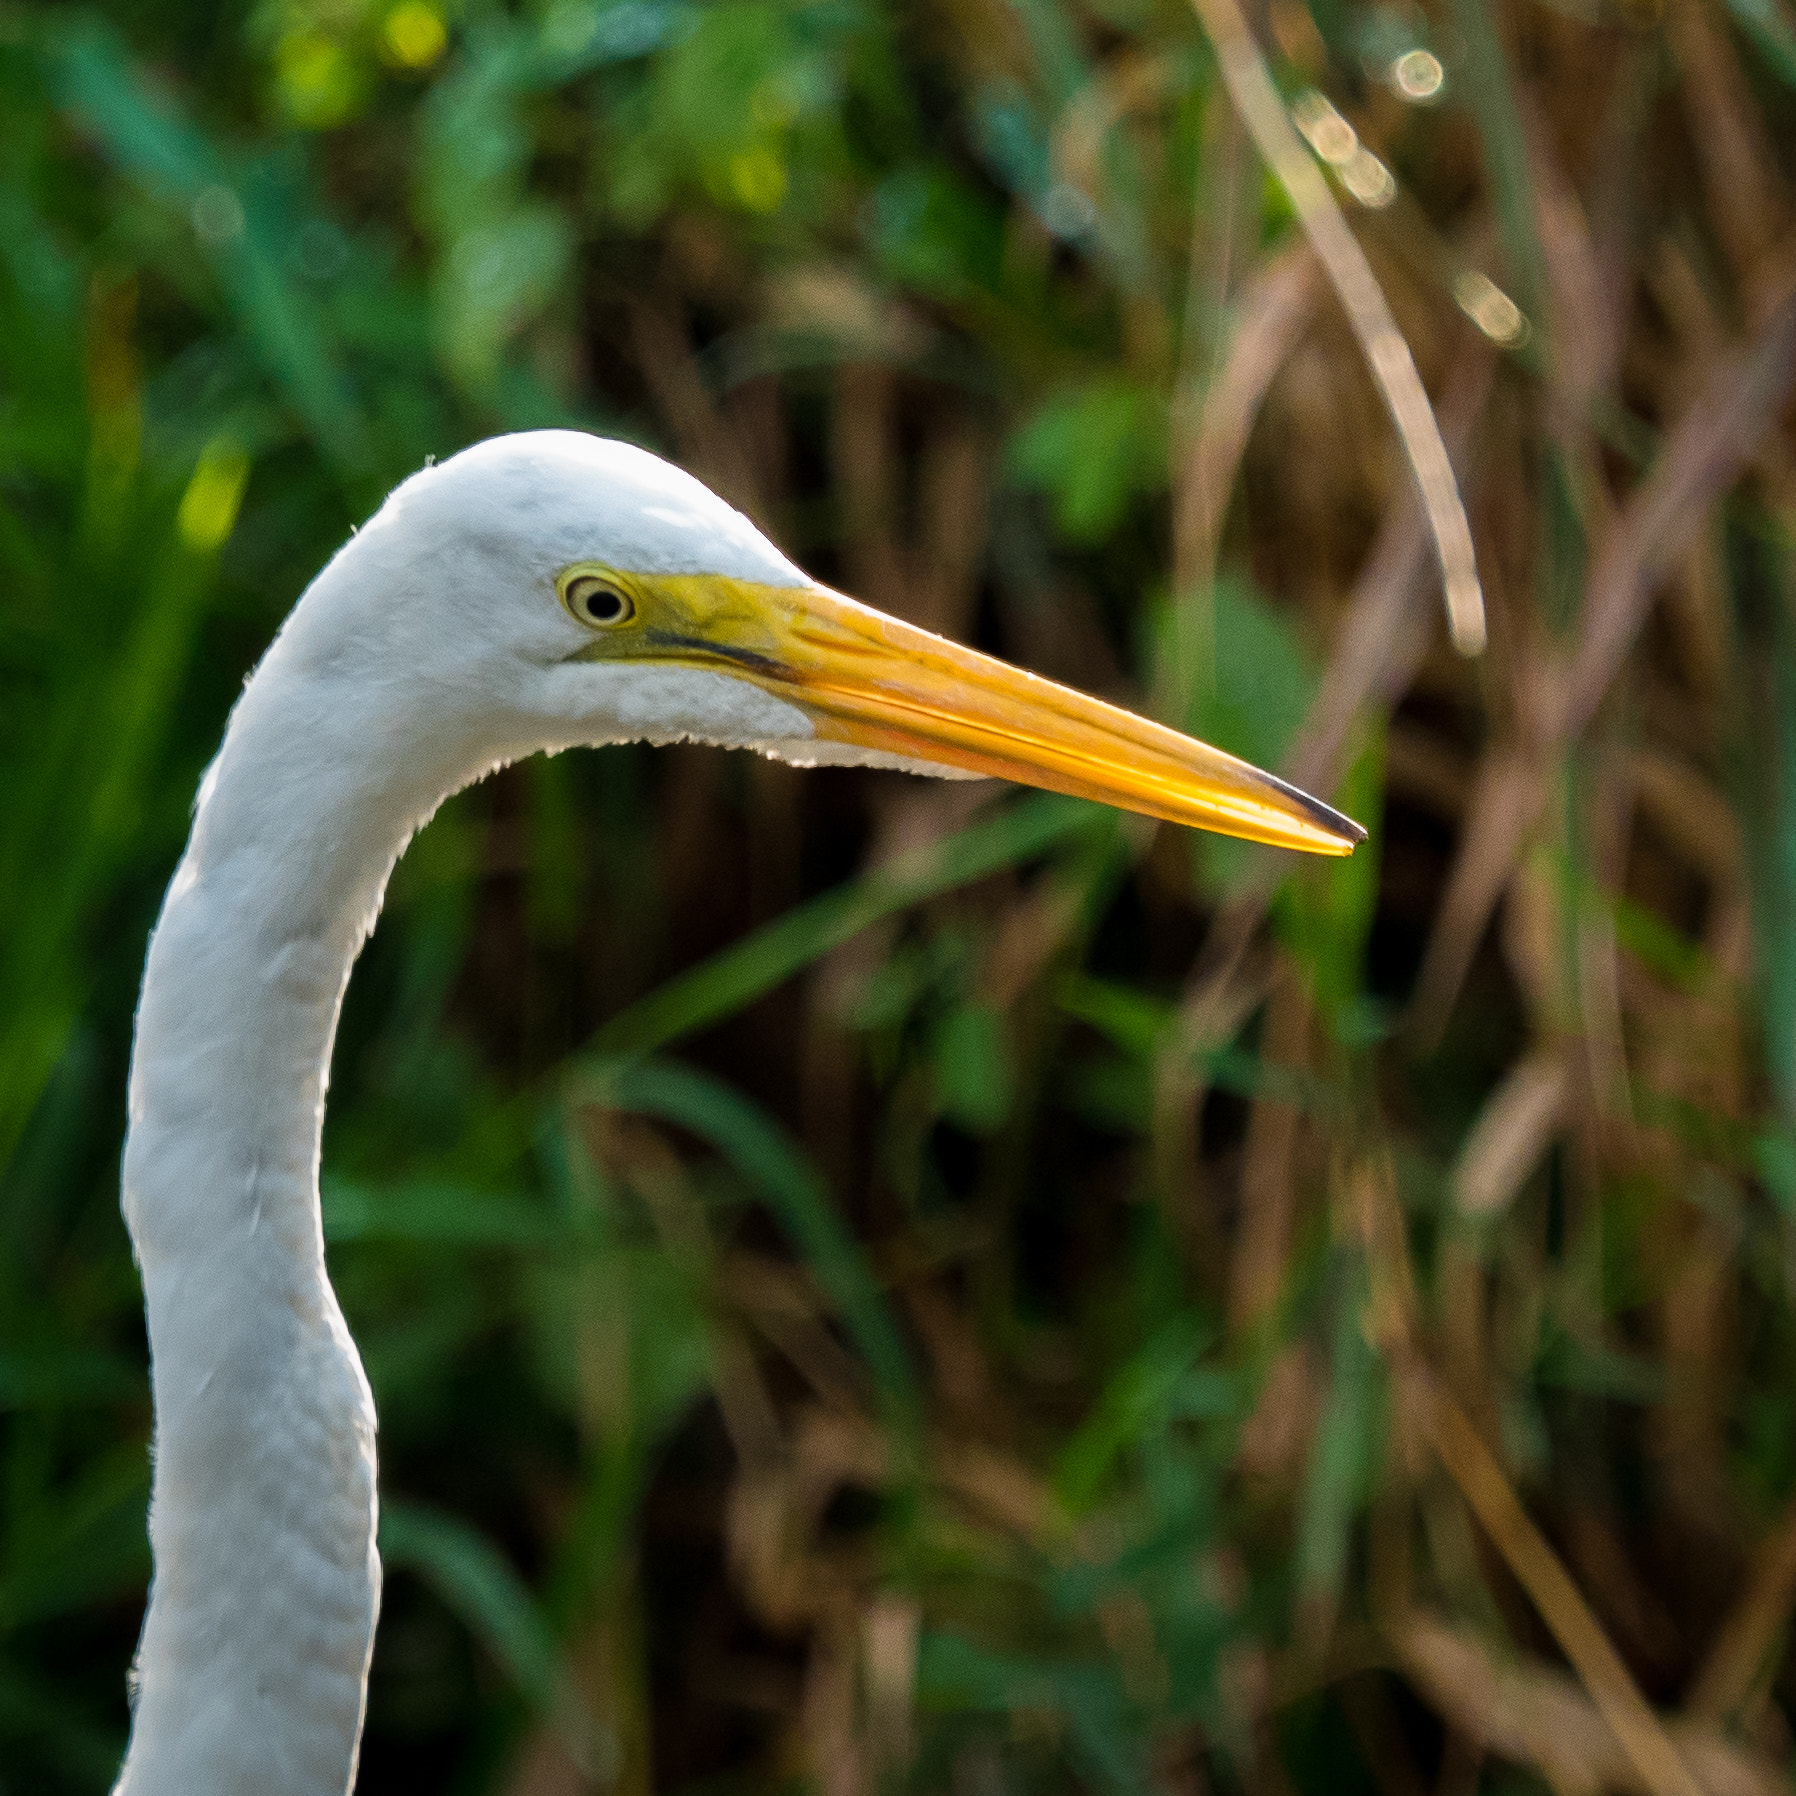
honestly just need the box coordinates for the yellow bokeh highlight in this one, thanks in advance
[729,147,786,213]
[1453,271,1529,348]
[177,440,252,554]
[1389,48,1444,101]
[277,34,358,129]
[381,1,448,71]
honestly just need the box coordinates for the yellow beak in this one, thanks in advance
[577,571,1365,855]
[765,585,1361,854]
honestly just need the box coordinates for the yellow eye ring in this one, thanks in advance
[564,574,634,627]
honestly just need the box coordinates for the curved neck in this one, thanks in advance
[116,625,469,1796]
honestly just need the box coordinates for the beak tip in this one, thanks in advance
[1258,769,1369,853]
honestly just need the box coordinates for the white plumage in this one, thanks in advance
[116,431,1358,1794]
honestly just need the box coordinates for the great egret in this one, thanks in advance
[115,429,1361,1794]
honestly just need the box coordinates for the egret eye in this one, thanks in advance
[566,576,633,627]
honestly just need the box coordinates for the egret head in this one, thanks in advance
[320,430,1361,854]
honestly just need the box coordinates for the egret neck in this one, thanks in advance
[119,617,462,1793]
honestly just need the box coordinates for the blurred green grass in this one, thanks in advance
[3,0,1796,1792]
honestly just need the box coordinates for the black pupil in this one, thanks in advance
[581,584,625,623]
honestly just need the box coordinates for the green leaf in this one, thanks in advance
[0,1662,125,1788]
[0,1447,149,1629]
[0,1346,140,1409]
[1758,541,1796,1124]
[381,1499,608,1776]
[1723,0,1796,90]
[1007,379,1165,542]
[1277,722,1384,1023]
[322,1176,569,1248]
[869,167,1006,300]
[567,1057,917,1415]
[588,792,1097,1060]
[433,205,574,389]
[1177,577,1315,782]
[45,19,368,466]
[1295,1276,1383,1606]
[916,1630,1142,1788]
[1054,1314,1213,1516]
[1164,578,1320,893]
[1057,972,1173,1059]
[934,1002,1015,1134]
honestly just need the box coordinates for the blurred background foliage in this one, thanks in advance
[3,0,1796,1786]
